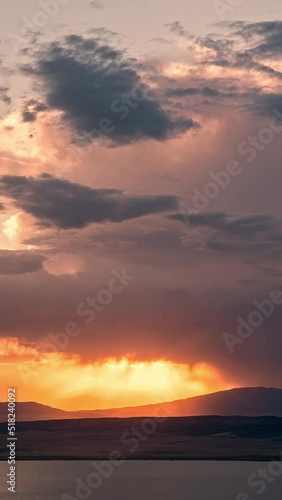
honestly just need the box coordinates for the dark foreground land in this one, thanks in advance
[0,416,282,461]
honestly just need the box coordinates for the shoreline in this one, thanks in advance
[0,456,281,462]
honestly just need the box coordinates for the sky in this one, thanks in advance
[0,0,282,411]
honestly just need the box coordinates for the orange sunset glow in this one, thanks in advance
[0,338,232,410]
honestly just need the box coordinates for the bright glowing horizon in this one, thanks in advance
[0,338,234,411]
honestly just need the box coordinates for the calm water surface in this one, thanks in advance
[0,461,281,499]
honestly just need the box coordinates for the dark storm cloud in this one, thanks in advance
[21,35,198,145]
[0,269,281,388]
[0,250,45,275]
[0,221,280,386]
[0,174,178,229]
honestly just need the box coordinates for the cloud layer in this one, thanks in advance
[0,173,178,229]
[0,250,45,275]
[22,35,198,145]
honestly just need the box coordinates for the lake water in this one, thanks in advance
[0,461,281,499]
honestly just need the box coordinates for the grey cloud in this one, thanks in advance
[188,213,274,234]
[0,86,11,105]
[171,211,282,263]
[233,21,282,58]
[90,0,104,8]
[249,93,282,116]
[22,111,36,122]
[186,22,282,116]
[165,22,193,40]
[170,212,274,233]
[149,37,174,45]
[0,250,45,275]
[202,21,282,61]
[22,99,48,123]
[197,35,234,55]
[0,174,178,229]
[87,27,120,40]
[196,22,282,78]
[165,86,231,98]
[233,52,282,78]
[21,35,198,145]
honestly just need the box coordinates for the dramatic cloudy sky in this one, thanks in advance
[0,0,282,410]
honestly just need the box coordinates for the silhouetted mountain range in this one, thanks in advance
[1,387,282,422]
